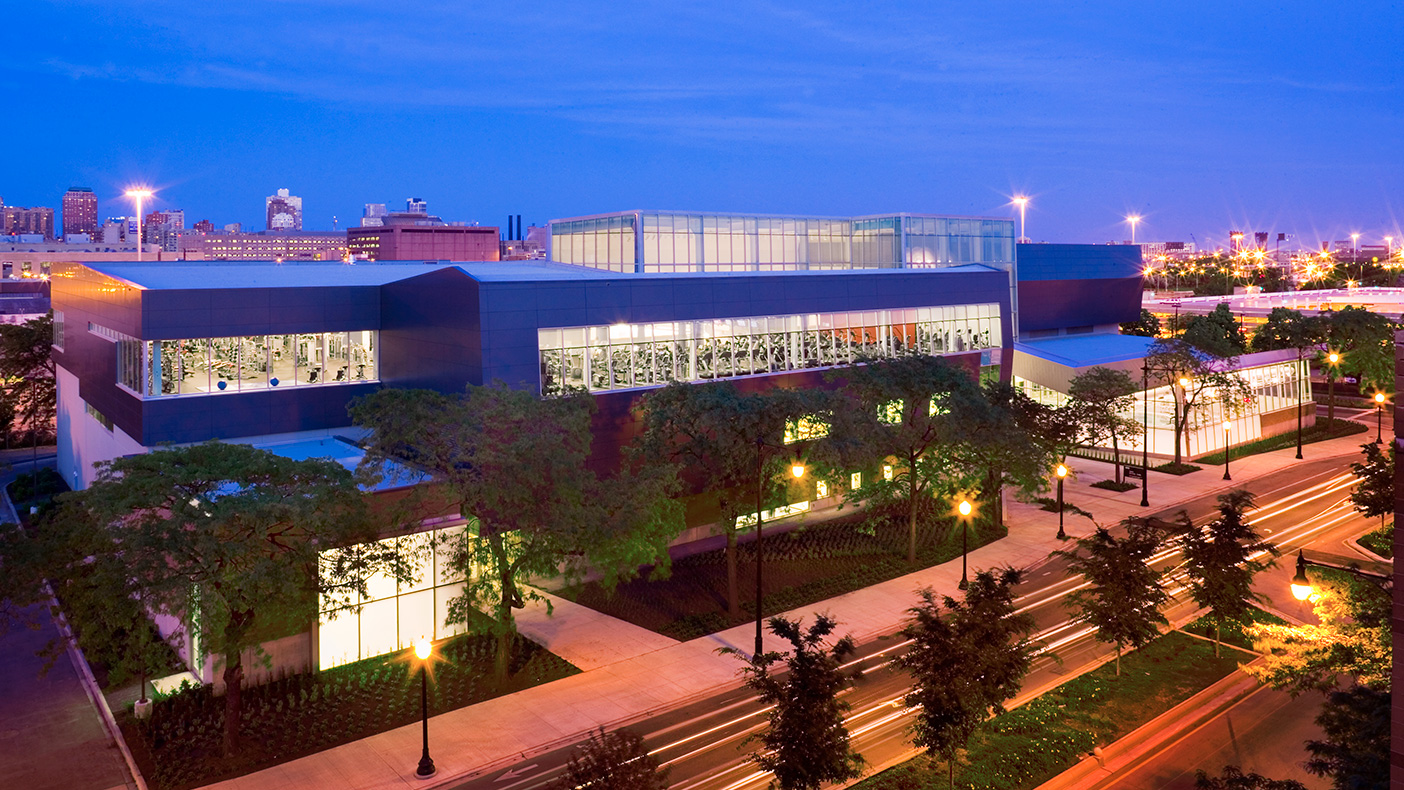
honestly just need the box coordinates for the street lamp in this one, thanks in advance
[752,436,804,659]
[124,188,154,262]
[1012,196,1029,243]
[956,499,973,591]
[413,636,436,778]
[1055,464,1068,540]
[1325,351,1340,427]
[1140,361,1150,508]
[1221,421,1232,481]
[1350,232,1360,255]
[1374,392,1387,444]
[1126,214,1141,245]
[1290,549,1391,602]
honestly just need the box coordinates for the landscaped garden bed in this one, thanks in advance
[1194,417,1367,465]
[560,510,1007,641]
[121,632,579,790]
[1358,522,1392,559]
[1089,479,1137,492]
[849,629,1248,790]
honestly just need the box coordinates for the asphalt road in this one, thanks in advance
[450,452,1370,790]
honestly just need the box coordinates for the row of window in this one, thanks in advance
[538,305,1000,395]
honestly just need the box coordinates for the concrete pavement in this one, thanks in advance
[198,425,1374,790]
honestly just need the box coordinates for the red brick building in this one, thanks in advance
[347,215,499,261]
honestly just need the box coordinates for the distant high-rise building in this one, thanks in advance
[61,187,98,238]
[193,219,215,234]
[3,206,56,240]
[361,203,387,227]
[179,230,348,261]
[406,197,428,215]
[225,222,243,233]
[266,188,303,231]
[145,210,185,252]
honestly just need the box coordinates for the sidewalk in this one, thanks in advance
[202,426,1372,790]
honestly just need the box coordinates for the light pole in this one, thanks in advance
[1221,421,1232,481]
[1290,549,1391,602]
[956,499,972,590]
[752,436,804,660]
[1374,392,1387,444]
[413,637,436,779]
[1325,351,1340,427]
[1013,196,1029,243]
[124,188,154,262]
[1140,362,1150,508]
[1126,214,1141,245]
[1055,463,1068,540]
[1351,232,1360,257]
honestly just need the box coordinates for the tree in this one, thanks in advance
[353,383,682,679]
[1144,338,1254,465]
[1349,442,1394,532]
[1179,490,1276,656]
[1323,306,1396,396]
[1305,684,1389,790]
[1068,367,1140,483]
[49,442,388,755]
[724,614,864,790]
[1182,303,1248,357]
[896,568,1037,788]
[949,381,1052,531]
[0,312,56,454]
[1247,573,1390,694]
[1247,308,1324,458]
[1194,766,1306,790]
[634,381,817,617]
[1120,308,1161,338]
[820,354,982,564]
[552,727,668,790]
[1056,521,1169,676]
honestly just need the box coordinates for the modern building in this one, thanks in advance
[405,197,427,215]
[178,230,348,261]
[266,188,303,231]
[361,203,387,227]
[3,205,56,240]
[347,214,499,261]
[62,188,99,238]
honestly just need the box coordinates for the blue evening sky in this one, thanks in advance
[2,1,1399,248]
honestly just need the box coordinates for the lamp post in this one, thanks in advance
[956,499,972,590]
[1325,351,1339,427]
[1013,196,1029,243]
[752,436,804,660]
[1350,232,1360,256]
[124,188,154,262]
[1140,362,1150,507]
[1055,463,1068,540]
[1126,214,1141,245]
[1374,392,1387,444]
[413,637,435,778]
[1174,376,1191,465]
[1221,421,1232,481]
[1290,549,1391,602]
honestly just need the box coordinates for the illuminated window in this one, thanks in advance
[883,464,894,481]
[785,416,830,444]
[816,480,829,498]
[879,400,903,424]
[850,472,862,490]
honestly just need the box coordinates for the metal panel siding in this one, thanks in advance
[1018,277,1144,332]
[379,268,482,391]
[1015,243,1143,282]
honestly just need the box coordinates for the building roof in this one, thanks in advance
[1015,333,1157,368]
[449,261,1005,283]
[86,261,454,290]
[253,436,428,492]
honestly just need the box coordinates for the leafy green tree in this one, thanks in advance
[552,727,668,790]
[725,614,863,790]
[1349,442,1394,532]
[1194,766,1306,790]
[949,381,1053,530]
[0,312,56,453]
[1144,338,1254,465]
[1179,490,1276,656]
[1247,573,1390,694]
[49,442,388,755]
[896,568,1037,788]
[1250,308,1324,353]
[634,381,818,617]
[0,520,46,638]
[1120,308,1161,338]
[1182,303,1248,357]
[1056,521,1169,676]
[1305,684,1389,790]
[1068,367,1140,483]
[820,354,982,564]
[1323,306,1396,396]
[353,384,682,678]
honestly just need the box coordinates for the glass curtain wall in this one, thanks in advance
[548,215,637,272]
[905,217,1015,266]
[141,331,377,397]
[538,304,1001,395]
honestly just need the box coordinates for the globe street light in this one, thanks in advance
[124,188,154,262]
[956,499,973,591]
[1055,463,1068,540]
[1374,392,1387,444]
[1290,549,1391,602]
[1325,352,1340,426]
[413,636,436,778]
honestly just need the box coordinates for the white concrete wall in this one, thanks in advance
[56,365,147,490]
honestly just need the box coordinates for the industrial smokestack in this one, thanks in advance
[516,214,522,241]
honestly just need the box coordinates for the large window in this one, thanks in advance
[121,331,378,397]
[538,304,1001,395]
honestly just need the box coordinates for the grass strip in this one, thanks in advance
[850,630,1246,790]
[1194,417,1367,465]
[1359,523,1392,559]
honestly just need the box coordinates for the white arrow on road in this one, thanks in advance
[495,764,541,782]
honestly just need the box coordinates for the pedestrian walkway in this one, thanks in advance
[201,425,1375,790]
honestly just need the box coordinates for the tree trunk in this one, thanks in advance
[726,528,739,618]
[221,609,254,756]
[1213,622,1221,658]
[948,753,955,789]
[907,474,918,565]
[487,532,516,682]
[1114,643,1122,677]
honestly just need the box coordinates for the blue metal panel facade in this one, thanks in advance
[1015,243,1144,332]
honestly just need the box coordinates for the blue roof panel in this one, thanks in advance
[1015,333,1156,368]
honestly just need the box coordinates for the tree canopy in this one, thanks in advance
[0,311,56,446]
[1120,308,1161,338]
[1181,303,1248,357]
[552,727,668,790]
[1247,573,1391,694]
[1056,520,1169,675]
[1178,490,1276,656]
[1067,366,1140,482]
[1249,308,1325,354]
[1349,442,1394,530]
[1305,684,1389,790]
[1144,338,1254,465]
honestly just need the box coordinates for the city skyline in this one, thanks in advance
[1,1,1398,247]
